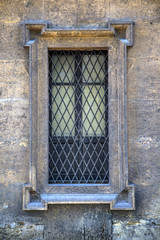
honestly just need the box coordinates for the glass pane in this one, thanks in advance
[52,86,75,136]
[52,55,75,83]
[49,50,109,184]
[82,141,108,183]
[82,54,105,83]
[82,85,105,136]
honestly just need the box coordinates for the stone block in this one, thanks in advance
[0,99,29,142]
[113,220,160,240]
[128,22,160,59]
[128,57,160,101]
[0,23,27,60]
[109,0,160,20]
[44,0,77,27]
[0,0,44,23]
[44,205,112,240]
[128,99,160,137]
[0,222,44,240]
[0,60,29,98]
[77,0,109,27]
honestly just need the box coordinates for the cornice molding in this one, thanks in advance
[23,21,133,45]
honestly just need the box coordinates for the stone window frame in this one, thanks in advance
[23,21,135,210]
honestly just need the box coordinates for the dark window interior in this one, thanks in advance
[48,50,109,184]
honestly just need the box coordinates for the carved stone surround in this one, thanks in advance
[23,21,135,210]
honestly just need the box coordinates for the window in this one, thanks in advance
[23,22,135,210]
[48,50,109,184]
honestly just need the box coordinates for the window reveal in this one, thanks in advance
[48,50,109,184]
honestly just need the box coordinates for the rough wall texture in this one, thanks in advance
[0,0,160,239]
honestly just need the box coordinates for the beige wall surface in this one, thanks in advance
[0,1,160,239]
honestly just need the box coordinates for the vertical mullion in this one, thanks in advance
[104,52,109,182]
[75,51,82,181]
[49,51,53,183]
[49,52,53,139]
[105,52,108,138]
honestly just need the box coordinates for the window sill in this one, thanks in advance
[23,184,135,211]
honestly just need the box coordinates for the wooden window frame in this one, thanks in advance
[23,21,135,210]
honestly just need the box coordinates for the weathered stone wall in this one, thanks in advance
[0,0,160,239]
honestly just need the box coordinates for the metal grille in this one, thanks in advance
[48,50,109,184]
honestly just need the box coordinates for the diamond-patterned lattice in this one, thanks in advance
[48,50,109,184]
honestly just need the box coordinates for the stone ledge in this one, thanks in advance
[23,184,135,211]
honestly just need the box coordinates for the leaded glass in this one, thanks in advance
[49,50,109,184]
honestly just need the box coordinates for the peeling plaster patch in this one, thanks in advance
[1,18,21,23]
[3,203,8,209]
[0,222,44,240]
[113,220,160,240]
[0,203,8,211]
[114,219,160,226]
[19,141,28,148]
[131,136,160,149]
[0,98,28,103]
[0,182,8,188]
[0,138,28,146]
[7,171,15,178]
[133,179,151,186]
